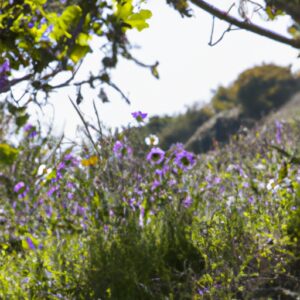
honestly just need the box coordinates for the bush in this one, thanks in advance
[235,64,300,117]
[87,209,204,299]
[211,85,238,112]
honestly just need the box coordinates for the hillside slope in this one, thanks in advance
[265,91,300,123]
[183,91,300,154]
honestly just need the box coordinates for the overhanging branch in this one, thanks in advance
[189,0,300,49]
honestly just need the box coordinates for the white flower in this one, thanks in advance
[254,163,266,170]
[266,179,275,191]
[226,164,235,171]
[145,134,159,146]
[226,196,235,207]
[37,165,52,176]
[37,164,47,176]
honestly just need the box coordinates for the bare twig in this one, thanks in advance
[208,3,240,46]
[50,61,83,89]
[71,74,131,104]
[106,81,130,104]
[68,96,101,157]
[189,0,300,49]
[93,99,103,138]
[209,18,240,46]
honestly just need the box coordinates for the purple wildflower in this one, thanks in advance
[174,150,196,171]
[0,76,8,90]
[151,179,161,191]
[57,161,65,170]
[0,60,10,74]
[126,197,136,210]
[26,237,36,250]
[78,205,85,216]
[168,179,177,186]
[40,24,53,41]
[275,120,282,144]
[24,123,37,138]
[47,185,59,197]
[45,206,53,217]
[139,207,145,227]
[0,60,10,91]
[113,140,123,156]
[134,188,143,196]
[64,154,79,167]
[67,192,74,200]
[14,181,25,193]
[64,153,73,161]
[213,177,222,184]
[183,195,193,208]
[155,169,164,176]
[103,225,109,233]
[28,22,34,29]
[51,171,63,183]
[109,209,114,218]
[113,140,132,158]
[14,182,29,198]
[147,147,165,164]
[67,182,75,189]
[248,196,254,204]
[131,111,147,122]
[219,185,226,194]
[40,17,47,25]
[243,182,250,188]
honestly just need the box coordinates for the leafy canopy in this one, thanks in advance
[0,0,299,106]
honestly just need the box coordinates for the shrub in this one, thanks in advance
[211,85,238,112]
[87,209,204,299]
[234,64,300,117]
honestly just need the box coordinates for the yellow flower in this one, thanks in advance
[81,155,98,167]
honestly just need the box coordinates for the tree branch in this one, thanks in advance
[188,0,300,49]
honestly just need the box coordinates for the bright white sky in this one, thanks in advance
[31,0,300,138]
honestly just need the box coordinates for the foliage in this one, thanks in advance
[0,102,299,298]
[1,0,300,108]
[235,64,300,117]
[211,64,300,118]
[0,0,153,105]
[211,85,238,112]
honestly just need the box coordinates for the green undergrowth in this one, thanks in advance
[0,105,299,299]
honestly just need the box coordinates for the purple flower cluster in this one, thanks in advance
[24,123,38,138]
[46,154,79,198]
[0,59,10,91]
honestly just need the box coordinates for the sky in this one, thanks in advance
[31,0,300,138]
